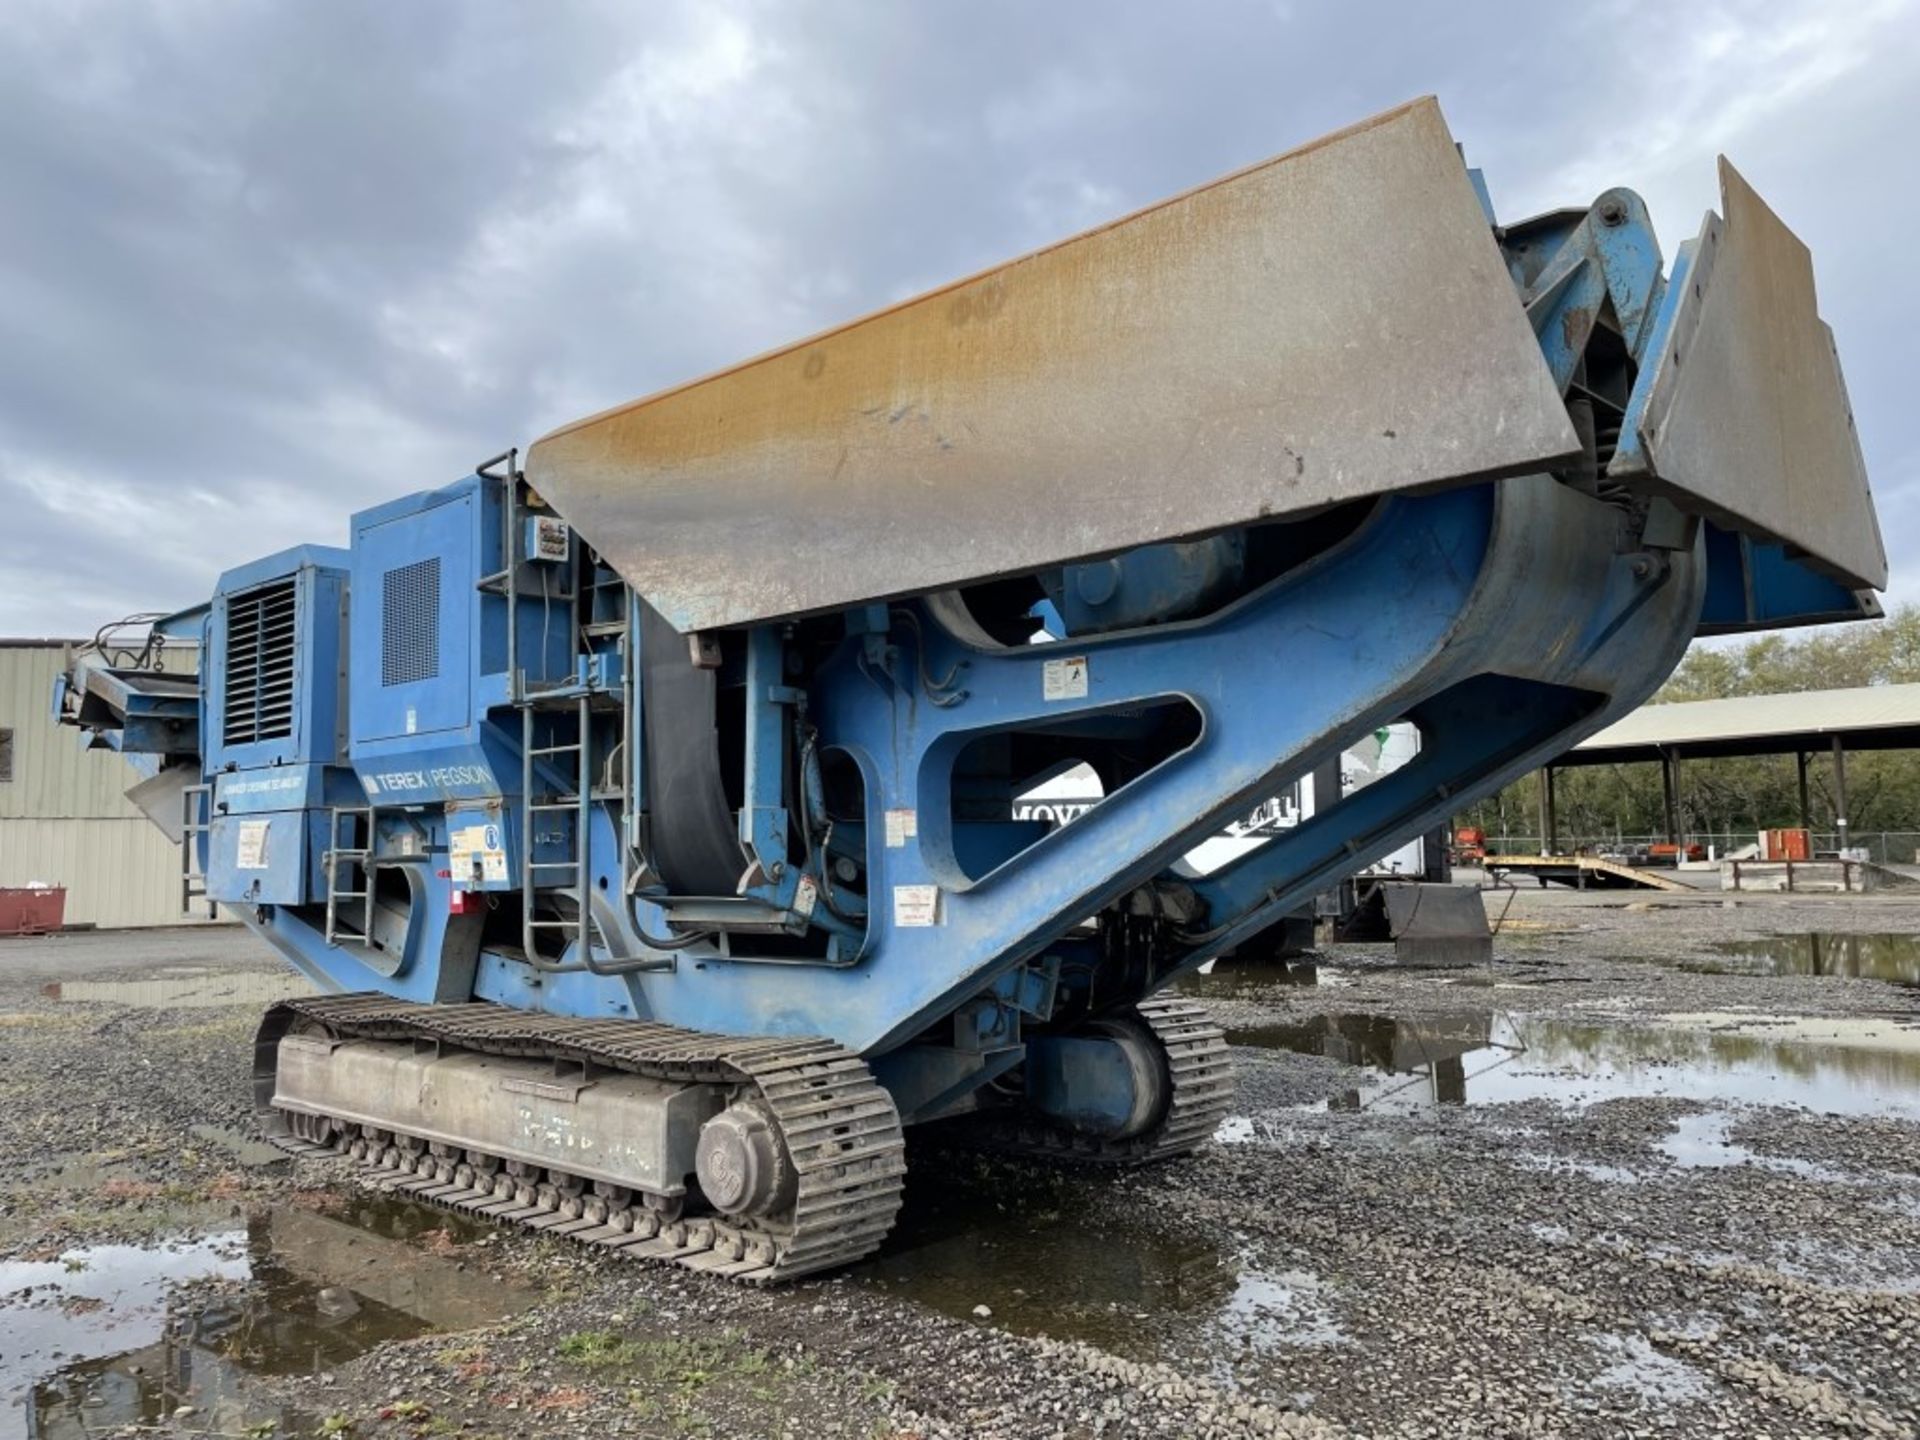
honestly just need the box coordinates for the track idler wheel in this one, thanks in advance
[695,1102,797,1220]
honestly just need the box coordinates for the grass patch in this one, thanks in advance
[558,1330,641,1367]
[0,1012,89,1030]
[564,1328,785,1394]
[151,1013,259,1042]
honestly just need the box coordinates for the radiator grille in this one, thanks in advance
[223,579,297,746]
[382,557,441,687]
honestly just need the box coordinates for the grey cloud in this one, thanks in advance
[1,0,1913,636]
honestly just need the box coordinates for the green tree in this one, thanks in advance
[1457,605,1920,852]
[1658,606,1920,699]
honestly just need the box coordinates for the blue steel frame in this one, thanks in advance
[83,181,1876,1121]
[212,464,1704,1059]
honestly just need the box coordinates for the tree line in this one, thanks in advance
[1454,605,1920,849]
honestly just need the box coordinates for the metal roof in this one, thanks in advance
[1562,683,1920,765]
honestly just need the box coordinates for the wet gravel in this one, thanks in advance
[4,889,1920,1439]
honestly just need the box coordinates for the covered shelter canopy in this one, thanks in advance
[1561,683,1920,766]
[1531,683,1920,850]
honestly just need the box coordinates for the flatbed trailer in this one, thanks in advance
[1483,855,1695,892]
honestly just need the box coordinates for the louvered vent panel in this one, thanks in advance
[223,579,298,746]
[382,557,441,687]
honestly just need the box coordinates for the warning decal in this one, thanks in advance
[892,884,941,927]
[1042,655,1089,702]
[235,819,270,870]
[450,823,510,885]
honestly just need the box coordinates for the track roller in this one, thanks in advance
[253,995,905,1283]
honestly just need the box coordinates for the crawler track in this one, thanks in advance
[254,994,905,1283]
[962,995,1236,1163]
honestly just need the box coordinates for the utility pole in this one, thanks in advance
[1831,736,1849,853]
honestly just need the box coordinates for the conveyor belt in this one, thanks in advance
[639,599,748,896]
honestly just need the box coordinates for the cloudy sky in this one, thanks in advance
[2,1,1914,638]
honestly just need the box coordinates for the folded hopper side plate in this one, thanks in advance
[527,97,1578,632]
[1623,159,1886,592]
[1380,881,1493,970]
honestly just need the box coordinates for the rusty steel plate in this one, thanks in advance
[527,97,1578,632]
[1630,160,1885,592]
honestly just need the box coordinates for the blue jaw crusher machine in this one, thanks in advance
[58,100,1885,1280]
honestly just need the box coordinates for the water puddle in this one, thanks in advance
[1512,1152,1644,1185]
[1658,1112,1845,1181]
[1211,1266,1344,1351]
[5,1197,528,1435]
[39,969,307,1009]
[861,1160,1341,1361]
[1589,1332,1712,1407]
[1707,933,1920,987]
[189,1123,297,1170]
[1174,958,1352,996]
[17,1150,147,1193]
[1653,1011,1920,1059]
[1223,1010,1920,1117]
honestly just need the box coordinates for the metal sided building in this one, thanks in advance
[0,639,222,929]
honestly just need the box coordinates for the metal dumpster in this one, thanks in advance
[0,886,67,936]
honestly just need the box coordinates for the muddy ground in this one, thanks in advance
[4,889,1920,1439]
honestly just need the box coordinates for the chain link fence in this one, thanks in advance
[1479,831,1920,865]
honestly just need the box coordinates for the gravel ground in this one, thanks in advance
[4,889,1919,1439]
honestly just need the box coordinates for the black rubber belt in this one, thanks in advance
[640,599,748,896]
